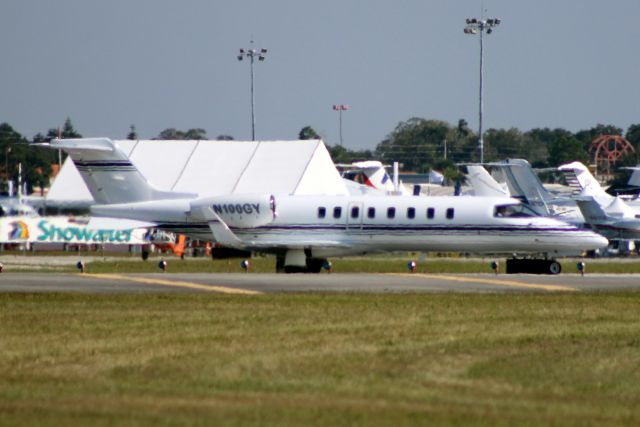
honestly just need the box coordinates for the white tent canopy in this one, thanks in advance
[46,139,347,206]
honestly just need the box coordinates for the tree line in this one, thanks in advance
[1,117,639,195]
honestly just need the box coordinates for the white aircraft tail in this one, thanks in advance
[50,138,195,204]
[339,161,407,195]
[466,165,510,197]
[558,161,612,205]
[476,159,553,215]
[626,166,640,187]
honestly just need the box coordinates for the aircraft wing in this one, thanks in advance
[87,217,157,230]
[207,212,351,250]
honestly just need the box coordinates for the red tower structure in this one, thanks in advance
[589,135,635,178]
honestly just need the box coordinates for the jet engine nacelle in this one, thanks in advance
[190,194,276,228]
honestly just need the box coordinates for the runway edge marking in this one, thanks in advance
[387,273,578,292]
[84,273,262,295]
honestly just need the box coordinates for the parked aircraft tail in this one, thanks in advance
[471,159,554,215]
[49,138,195,204]
[557,161,612,205]
[625,166,640,187]
[465,165,510,197]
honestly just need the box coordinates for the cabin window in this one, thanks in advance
[318,207,326,219]
[333,207,342,219]
[426,207,435,219]
[387,207,396,219]
[446,208,455,220]
[351,206,360,219]
[367,207,376,219]
[494,203,537,218]
[407,207,415,219]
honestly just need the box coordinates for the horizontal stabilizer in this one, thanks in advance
[574,197,608,222]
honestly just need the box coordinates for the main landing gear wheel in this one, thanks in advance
[548,261,562,275]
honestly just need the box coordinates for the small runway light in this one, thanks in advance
[76,261,85,273]
[241,259,250,272]
[577,262,585,277]
[158,260,167,272]
[407,260,417,273]
[491,261,499,275]
[323,260,333,273]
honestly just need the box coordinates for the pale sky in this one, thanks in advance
[1,0,639,150]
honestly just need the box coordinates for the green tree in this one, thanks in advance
[625,124,640,152]
[184,128,207,140]
[298,126,320,140]
[156,128,207,140]
[327,145,374,164]
[0,123,56,195]
[483,128,525,161]
[522,128,573,167]
[375,118,452,172]
[44,117,82,141]
[156,128,183,140]
[547,135,590,167]
[574,124,623,150]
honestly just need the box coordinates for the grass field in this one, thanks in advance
[1,292,640,426]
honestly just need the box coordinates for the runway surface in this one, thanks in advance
[1,272,639,294]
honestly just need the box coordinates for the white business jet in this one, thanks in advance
[558,161,640,240]
[46,138,607,273]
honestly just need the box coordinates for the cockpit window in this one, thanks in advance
[494,203,537,218]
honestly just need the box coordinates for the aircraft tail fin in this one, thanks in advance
[466,165,510,197]
[558,162,612,204]
[626,166,640,187]
[49,138,195,204]
[482,159,552,215]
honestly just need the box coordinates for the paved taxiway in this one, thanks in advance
[1,272,639,294]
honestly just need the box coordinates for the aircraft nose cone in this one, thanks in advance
[589,233,609,249]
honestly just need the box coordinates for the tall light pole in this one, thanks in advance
[237,40,267,141]
[332,104,349,146]
[464,17,500,163]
